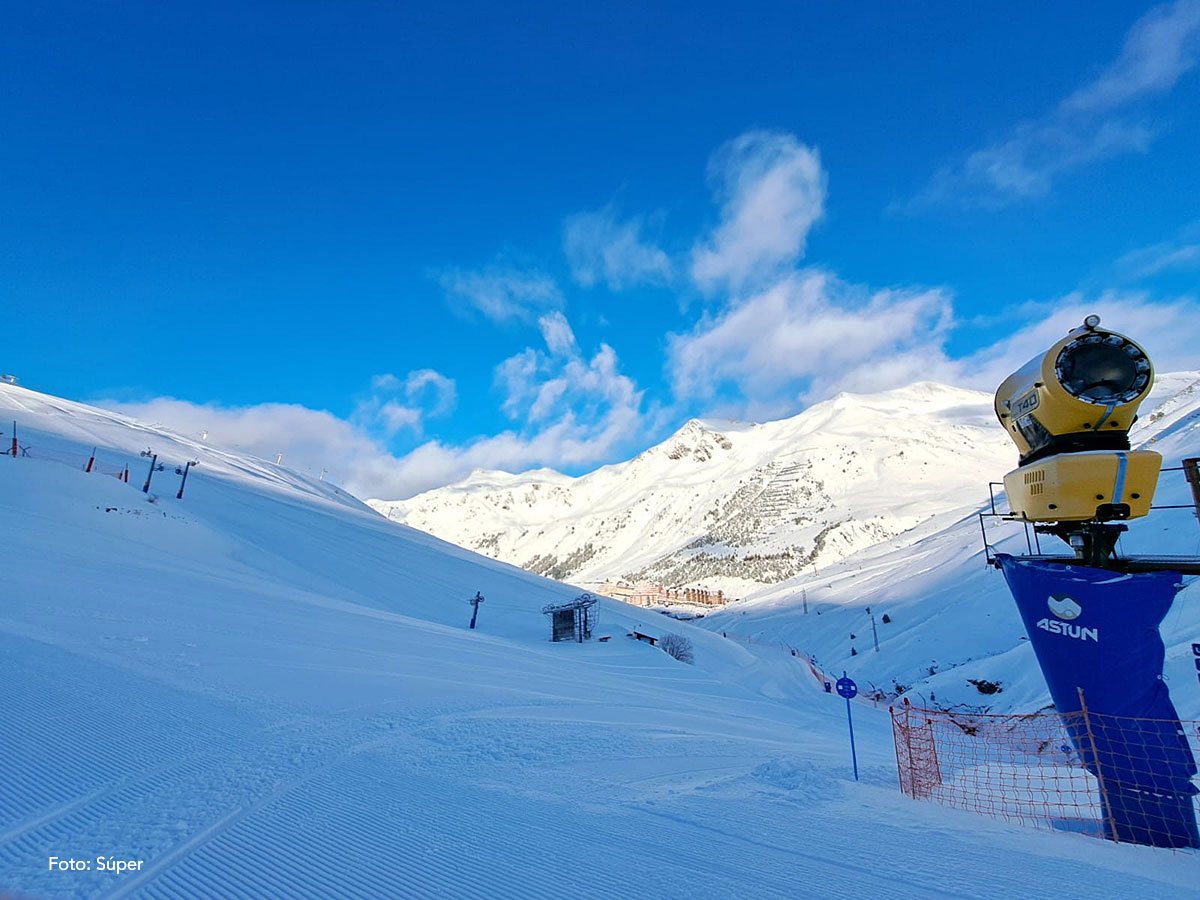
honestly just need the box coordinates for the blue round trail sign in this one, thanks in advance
[836,676,858,699]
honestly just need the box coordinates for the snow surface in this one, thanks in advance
[1,382,1198,898]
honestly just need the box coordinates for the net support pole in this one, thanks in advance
[900,699,919,798]
[889,707,903,796]
[1183,458,1200,526]
[1078,687,1120,844]
[892,704,917,799]
[845,692,859,782]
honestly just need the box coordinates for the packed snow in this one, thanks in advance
[1,382,1198,898]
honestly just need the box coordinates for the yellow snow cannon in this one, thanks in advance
[994,315,1160,524]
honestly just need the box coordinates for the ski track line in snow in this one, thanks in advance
[15,698,750,898]
[0,768,183,851]
[125,752,904,900]
[626,803,976,900]
[1,668,210,836]
[100,807,248,900]
[97,744,389,900]
[2,709,404,900]
[0,632,411,898]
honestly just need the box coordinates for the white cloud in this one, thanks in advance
[668,272,1200,420]
[955,292,1200,391]
[116,312,647,501]
[691,131,826,292]
[105,345,645,503]
[99,396,411,496]
[945,120,1153,202]
[907,1,1200,207]
[403,369,457,417]
[102,286,1195,502]
[392,405,643,499]
[528,378,570,422]
[537,310,578,357]
[376,402,422,433]
[438,265,562,323]
[668,270,956,411]
[496,312,644,434]
[1130,243,1200,276]
[563,207,671,290]
[494,348,541,419]
[1116,221,1200,279]
[353,368,457,437]
[1061,0,1200,114]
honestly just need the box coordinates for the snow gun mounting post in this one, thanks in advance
[140,448,164,494]
[175,460,199,499]
[467,591,484,630]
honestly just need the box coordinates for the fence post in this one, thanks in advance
[892,698,943,800]
[86,447,96,473]
[889,706,900,792]
[10,420,16,457]
[902,699,919,798]
[1183,458,1200,526]
[1078,687,1120,843]
[891,705,911,798]
[925,713,942,793]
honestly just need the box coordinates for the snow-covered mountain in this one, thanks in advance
[371,373,1200,718]
[371,382,1016,597]
[697,371,1200,717]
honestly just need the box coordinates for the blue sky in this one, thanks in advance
[4,1,1200,497]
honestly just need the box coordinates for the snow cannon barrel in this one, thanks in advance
[994,315,1160,523]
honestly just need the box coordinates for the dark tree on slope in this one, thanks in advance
[660,633,694,664]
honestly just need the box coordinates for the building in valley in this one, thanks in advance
[596,579,725,608]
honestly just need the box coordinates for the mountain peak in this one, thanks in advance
[652,418,737,464]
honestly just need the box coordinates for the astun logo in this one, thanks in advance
[1036,618,1099,642]
[1047,594,1082,620]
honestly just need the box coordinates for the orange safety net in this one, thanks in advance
[891,699,1200,847]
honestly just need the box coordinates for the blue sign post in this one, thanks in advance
[836,673,859,782]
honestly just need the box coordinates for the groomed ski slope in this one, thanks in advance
[1,383,1197,899]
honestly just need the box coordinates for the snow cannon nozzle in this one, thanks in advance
[992,317,1161,531]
